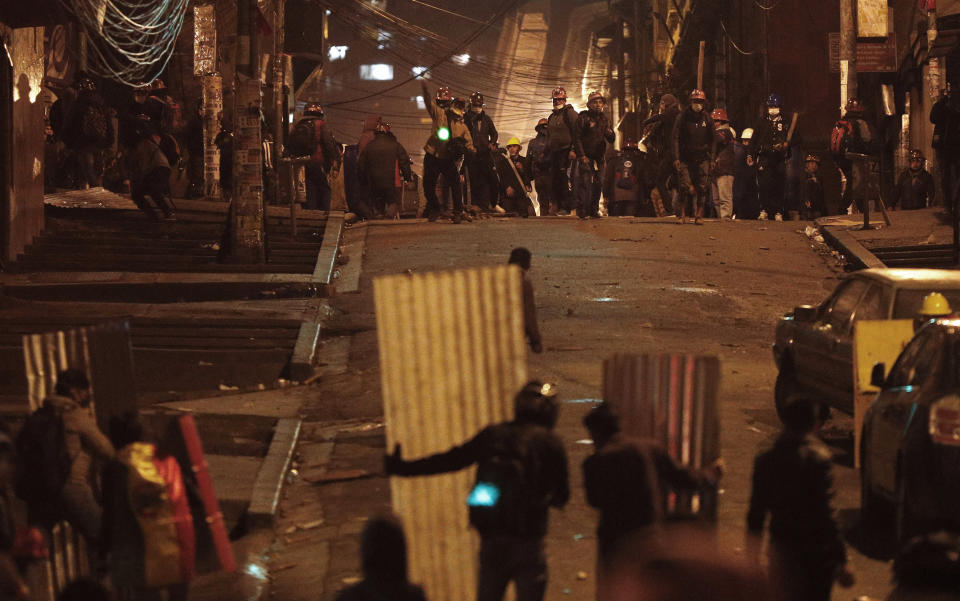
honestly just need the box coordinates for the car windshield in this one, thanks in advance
[893,289,960,319]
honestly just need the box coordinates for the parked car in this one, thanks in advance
[861,318,960,543]
[773,269,960,415]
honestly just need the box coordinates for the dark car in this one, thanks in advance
[773,269,960,415]
[861,319,960,543]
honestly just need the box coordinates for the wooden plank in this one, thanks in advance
[312,212,344,285]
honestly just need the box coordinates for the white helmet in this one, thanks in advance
[741,127,754,140]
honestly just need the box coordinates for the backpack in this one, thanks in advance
[289,118,325,166]
[81,103,111,148]
[158,133,181,168]
[829,119,854,157]
[15,405,71,510]
[160,98,185,135]
[467,427,532,536]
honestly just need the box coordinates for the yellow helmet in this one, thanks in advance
[920,292,952,317]
[506,137,521,147]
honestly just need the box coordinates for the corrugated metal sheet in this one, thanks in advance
[374,265,527,601]
[602,353,720,520]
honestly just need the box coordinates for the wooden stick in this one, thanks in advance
[697,41,705,90]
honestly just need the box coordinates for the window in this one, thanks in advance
[853,284,885,323]
[893,288,960,319]
[823,279,869,333]
[888,329,945,388]
[328,45,348,61]
[360,64,394,81]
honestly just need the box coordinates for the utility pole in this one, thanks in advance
[840,0,857,108]
[227,0,267,263]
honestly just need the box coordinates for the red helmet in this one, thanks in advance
[436,86,453,103]
[375,117,390,133]
[535,118,548,132]
[304,102,324,117]
[845,97,863,113]
[469,91,484,107]
[689,89,707,102]
[710,108,728,122]
[551,87,567,100]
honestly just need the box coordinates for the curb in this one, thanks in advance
[819,225,885,270]
[248,417,302,527]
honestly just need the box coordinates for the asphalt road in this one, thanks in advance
[304,215,899,601]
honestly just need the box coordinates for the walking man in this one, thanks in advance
[672,89,715,224]
[385,381,569,601]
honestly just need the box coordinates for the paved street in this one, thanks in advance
[262,216,897,601]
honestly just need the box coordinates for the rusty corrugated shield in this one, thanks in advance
[602,353,720,520]
[374,265,527,601]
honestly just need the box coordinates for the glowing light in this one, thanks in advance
[437,127,450,141]
[467,482,499,507]
[360,64,394,81]
[412,95,426,109]
[328,45,348,61]
[452,53,470,66]
[411,66,428,77]
[244,562,268,581]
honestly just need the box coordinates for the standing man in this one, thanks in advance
[508,247,542,353]
[711,108,736,220]
[64,75,114,189]
[358,119,413,219]
[574,91,615,219]
[465,92,500,212]
[754,93,791,221]
[643,93,681,217]
[733,128,761,219]
[802,154,827,220]
[289,103,342,211]
[747,396,854,601]
[892,149,936,211]
[672,89,715,225]
[930,84,960,214]
[421,82,475,223]
[545,87,579,215]
[583,403,721,568]
[527,119,551,216]
[385,381,569,601]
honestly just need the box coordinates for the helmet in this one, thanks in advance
[766,93,782,108]
[535,118,548,132]
[659,93,679,110]
[435,86,453,103]
[551,87,567,100]
[375,117,390,133]
[921,292,952,317]
[689,89,707,102]
[77,77,96,92]
[710,108,728,122]
[588,91,604,104]
[469,91,484,107]
[150,78,166,92]
[506,136,521,147]
[452,97,467,110]
[741,128,754,140]
[303,102,324,117]
[909,149,925,162]
[845,97,863,113]
[804,153,820,163]
[514,380,559,427]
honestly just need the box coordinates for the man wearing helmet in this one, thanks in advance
[64,74,114,189]
[671,89,715,224]
[603,137,646,216]
[753,93,790,221]
[892,149,935,210]
[465,91,501,213]
[544,87,580,215]
[733,128,761,219]
[802,154,826,220]
[711,108,736,219]
[385,380,569,601]
[289,103,342,210]
[643,93,682,217]
[526,119,551,214]
[916,292,955,331]
[494,137,533,216]
[357,118,413,219]
[830,98,876,215]
[420,81,475,222]
[572,91,615,219]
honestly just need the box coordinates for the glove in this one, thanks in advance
[384,443,404,475]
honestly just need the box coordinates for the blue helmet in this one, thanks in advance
[766,93,782,108]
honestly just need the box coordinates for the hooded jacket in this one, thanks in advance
[422,84,475,160]
[42,395,115,483]
[358,131,412,190]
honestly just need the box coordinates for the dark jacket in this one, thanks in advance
[335,581,427,601]
[930,97,960,155]
[754,113,789,160]
[575,110,615,161]
[293,116,342,170]
[358,131,412,190]
[357,115,380,155]
[390,421,569,539]
[521,271,541,349]
[837,111,877,157]
[64,91,114,149]
[672,107,715,164]
[733,142,760,219]
[643,105,680,161]
[747,433,847,567]
[546,104,579,153]
[496,151,531,195]
[466,111,498,154]
[43,395,115,484]
[584,434,709,544]
[527,132,550,175]
[892,168,935,210]
[804,172,826,215]
[714,126,736,177]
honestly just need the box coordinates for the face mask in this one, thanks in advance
[509,148,519,157]
[553,99,566,108]
[691,102,704,112]
[471,106,482,114]
[768,108,780,117]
